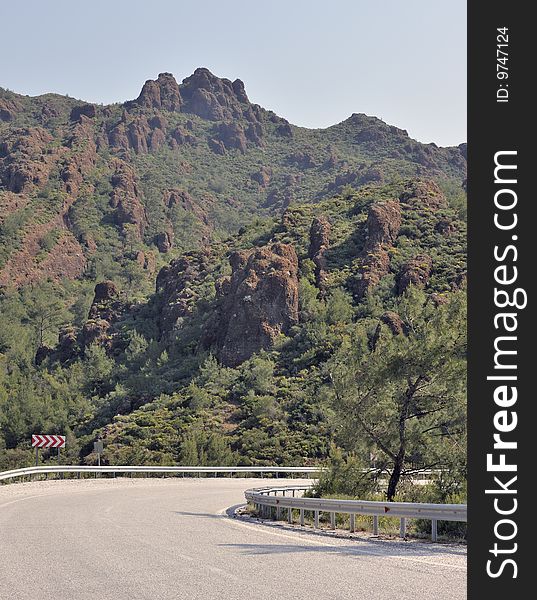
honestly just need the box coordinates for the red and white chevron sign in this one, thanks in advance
[32,434,66,448]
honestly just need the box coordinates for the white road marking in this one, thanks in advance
[0,494,44,509]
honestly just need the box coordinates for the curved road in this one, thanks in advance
[0,478,466,599]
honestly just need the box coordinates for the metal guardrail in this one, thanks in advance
[245,485,467,542]
[0,465,320,482]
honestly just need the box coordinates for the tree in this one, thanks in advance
[328,289,466,500]
[22,283,69,353]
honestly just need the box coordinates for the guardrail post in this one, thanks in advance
[431,519,438,542]
[314,510,319,529]
[373,515,379,535]
[292,489,295,497]
[300,509,305,526]
[400,517,406,539]
[330,512,336,529]
[288,508,292,524]
[276,506,281,520]
[350,513,355,533]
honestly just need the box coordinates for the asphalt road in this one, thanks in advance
[0,478,466,600]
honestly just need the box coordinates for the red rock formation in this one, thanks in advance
[251,166,272,188]
[208,138,226,155]
[60,119,97,197]
[109,160,147,238]
[81,281,126,350]
[211,242,299,366]
[0,127,56,193]
[133,72,182,112]
[215,122,247,153]
[70,104,96,122]
[0,97,22,122]
[0,224,86,287]
[163,189,211,229]
[397,254,433,294]
[108,112,168,154]
[380,311,405,335]
[156,251,212,335]
[355,200,401,298]
[179,68,250,121]
[155,229,174,253]
[170,126,197,147]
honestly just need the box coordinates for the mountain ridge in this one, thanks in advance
[2,70,465,149]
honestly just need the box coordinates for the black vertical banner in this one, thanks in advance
[468,2,531,597]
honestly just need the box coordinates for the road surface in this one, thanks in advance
[0,478,466,599]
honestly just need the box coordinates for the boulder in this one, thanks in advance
[210,242,299,366]
[397,254,433,294]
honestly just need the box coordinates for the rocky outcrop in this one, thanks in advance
[131,72,182,112]
[179,68,252,122]
[60,120,97,196]
[0,97,22,122]
[399,180,447,210]
[210,242,299,366]
[355,200,401,298]
[70,104,96,122]
[155,228,174,253]
[163,189,211,230]
[0,127,56,193]
[135,250,156,273]
[327,164,384,193]
[208,138,226,155]
[55,325,80,362]
[381,311,405,335]
[397,254,433,294]
[276,121,293,137]
[156,251,212,335]
[170,126,197,147]
[364,201,401,248]
[308,216,331,292]
[215,122,247,153]
[108,113,168,154]
[109,160,147,238]
[245,122,264,146]
[0,227,86,288]
[251,166,272,188]
[80,281,126,351]
[288,150,317,169]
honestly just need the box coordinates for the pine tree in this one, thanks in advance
[328,289,466,500]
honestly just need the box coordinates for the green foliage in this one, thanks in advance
[0,97,467,477]
[312,445,378,498]
[326,288,467,499]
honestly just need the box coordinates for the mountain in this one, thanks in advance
[0,69,467,473]
[0,68,465,288]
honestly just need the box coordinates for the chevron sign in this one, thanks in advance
[32,434,66,448]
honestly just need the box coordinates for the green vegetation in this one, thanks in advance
[0,77,466,503]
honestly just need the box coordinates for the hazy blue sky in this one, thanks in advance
[0,0,466,146]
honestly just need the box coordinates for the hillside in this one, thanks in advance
[0,70,467,493]
[0,68,465,289]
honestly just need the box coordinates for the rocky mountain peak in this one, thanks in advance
[179,67,254,121]
[132,72,182,112]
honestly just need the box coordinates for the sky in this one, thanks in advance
[0,0,466,147]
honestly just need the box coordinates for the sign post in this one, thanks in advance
[31,435,66,466]
[94,440,104,467]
